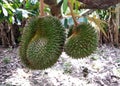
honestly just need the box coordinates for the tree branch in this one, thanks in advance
[68,1,78,26]
[77,0,120,9]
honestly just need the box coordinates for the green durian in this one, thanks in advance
[64,23,98,59]
[19,16,65,70]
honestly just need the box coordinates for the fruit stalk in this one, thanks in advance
[40,0,44,16]
[68,1,78,26]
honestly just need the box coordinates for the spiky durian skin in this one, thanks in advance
[64,23,98,59]
[19,16,65,70]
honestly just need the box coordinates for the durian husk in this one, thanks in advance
[64,23,98,59]
[19,16,65,70]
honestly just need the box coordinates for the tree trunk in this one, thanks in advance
[0,22,10,47]
[105,11,119,47]
[115,4,120,46]
[0,22,21,48]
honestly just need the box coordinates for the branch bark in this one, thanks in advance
[78,0,120,9]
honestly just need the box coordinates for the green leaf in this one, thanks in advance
[44,7,50,13]
[0,9,2,14]
[63,0,68,14]
[7,9,13,16]
[71,0,75,6]
[9,16,13,24]
[2,6,8,16]
[75,1,79,12]
[25,0,31,9]
[2,0,15,12]
[15,10,22,21]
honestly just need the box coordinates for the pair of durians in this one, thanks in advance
[19,16,98,70]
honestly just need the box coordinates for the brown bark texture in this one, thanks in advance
[78,0,120,9]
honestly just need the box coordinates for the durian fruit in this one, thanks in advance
[19,16,65,70]
[64,23,98,59]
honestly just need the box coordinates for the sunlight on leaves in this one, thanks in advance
[63,0,68,14]
[2,6,8,16]
[87,16,108,38]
